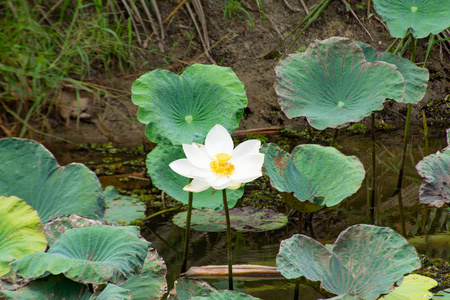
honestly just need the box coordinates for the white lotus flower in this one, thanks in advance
[169,124,264,192]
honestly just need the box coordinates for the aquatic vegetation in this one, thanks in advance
[276,224,421,299]
[263,143,365,210]
[373,0,450,38]
[378,274,437,300]
[416,129,450,208]
[0,196,47,277]
[172,206,287,232]
[103,185,146,225]
[167,278,261,300]
[0,138,105,224]
[355,41,429,104]
[169,124,264,192]
[274,37,405,130]
[132,64,247,145]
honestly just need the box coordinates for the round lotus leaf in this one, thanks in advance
[355,41,429,104]
[172,206,288,232]
[43,214,104,246]
[274,37,404,130]
[263,143,365,210]
[416,150,450,207]
[373,0,450,38]
[10,226,149,284]
[276,224,421,299]
[0,138,105,224]
[131,64,247,145]
[104,186,146,225]
[120,248,167,300]
[379,274,437,300]
[0,196,47,277]
[146,144,243,210]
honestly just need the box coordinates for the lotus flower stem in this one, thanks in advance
[222,188,233,290]
[181,189,194,273]
[395,103,411,237]
[370,114,376,224]
[422,111,429,156]
[297,211,303,234]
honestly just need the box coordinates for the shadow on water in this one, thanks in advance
[48,131,449,299]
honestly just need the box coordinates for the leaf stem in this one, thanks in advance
[181,189,193,273]
[222,188,233,290]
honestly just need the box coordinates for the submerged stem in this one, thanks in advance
[222,189,233,290]
[370,114,376,224]
[181,189,193,274]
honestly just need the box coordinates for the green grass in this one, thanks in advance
[0,0,152,137]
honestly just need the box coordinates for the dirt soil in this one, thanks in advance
[33,0,450,147]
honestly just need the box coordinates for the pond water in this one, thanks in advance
[49,129,449,299]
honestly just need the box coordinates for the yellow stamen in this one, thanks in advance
[210,153,234,176]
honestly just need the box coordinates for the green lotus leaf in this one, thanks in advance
[167,278,216,300]
[355,41,429,104]
[146,144,243,210]
[0,274,92,300]
[373,0,450,38]
[263,143,365,210]
[43,214,104,246]
[0,196,47,277]
[172,206,287,232]
[0,138,105,224]
[191,290,261,300]
[120,248,167,300]
[379,274,437,300]
[131,64,247,145]
[276,224,421,299]
[416,150,450,207]
[104,186,146,225]
[92,284,131,300]
[10,226,149,284]
[434,288,450,299]
[274,37,404,130]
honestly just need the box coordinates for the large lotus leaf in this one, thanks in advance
[263,143,365,210]
[43,214,104,246]
[146,144,243,210]
[274,37,404,130]
[172,206,287,232]
[0,274,92,300]
[131,64,247,145]
[120,248,167,300]
[0,138,105,224]
[0,196,47,277]
[373,0,450,38]
[276,224,421,299]
[416,150,450,207]
[10,226,149,284]
[379,274,437,300]
[104,186,146,225]
[355,41,429,104]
